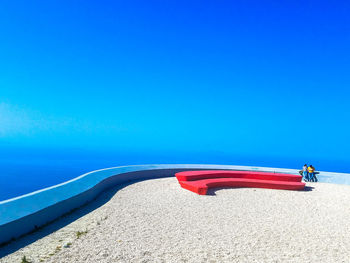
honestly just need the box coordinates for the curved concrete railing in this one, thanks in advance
[0,163,348,246]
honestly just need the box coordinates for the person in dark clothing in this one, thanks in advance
[308,165,317,182]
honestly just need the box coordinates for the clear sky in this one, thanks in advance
[0,1,349,169]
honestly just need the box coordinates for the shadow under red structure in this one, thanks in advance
[175,170,305,195]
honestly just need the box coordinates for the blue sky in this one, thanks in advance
[0,1,349,168]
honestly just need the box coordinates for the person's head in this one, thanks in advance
[310,165,313,168]
[304,164,307,166]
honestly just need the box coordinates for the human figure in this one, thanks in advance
[311,165,317,182]
[302,164,309,181]
[308,165,316,182]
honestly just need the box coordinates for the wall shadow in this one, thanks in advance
[0,168,197,257]
[0,180,140,258]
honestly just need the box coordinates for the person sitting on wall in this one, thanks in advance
[308,165,317,182]
[311,165,318,182]
[302,164,309,182]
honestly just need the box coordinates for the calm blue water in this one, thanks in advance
[1,149,349,201]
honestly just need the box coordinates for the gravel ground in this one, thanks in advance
[1,177,350,263]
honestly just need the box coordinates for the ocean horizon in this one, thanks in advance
[1,149,349,202]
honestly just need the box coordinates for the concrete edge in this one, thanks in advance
[0,164,346,245]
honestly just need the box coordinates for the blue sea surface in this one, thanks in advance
[0,149,349,202]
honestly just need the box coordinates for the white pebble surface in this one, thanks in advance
[1,177,350,262]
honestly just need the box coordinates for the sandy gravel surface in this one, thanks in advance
[1,177,350,263]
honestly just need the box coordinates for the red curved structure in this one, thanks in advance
[175,170,305,195]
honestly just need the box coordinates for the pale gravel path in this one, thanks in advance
[1,178,350,263]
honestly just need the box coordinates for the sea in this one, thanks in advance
[0,149,349,202]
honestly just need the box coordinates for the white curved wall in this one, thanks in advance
[0,163,347,246]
